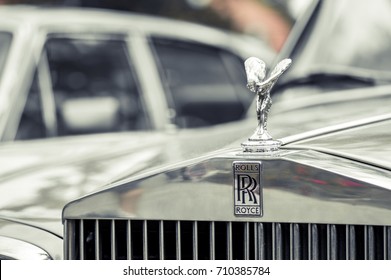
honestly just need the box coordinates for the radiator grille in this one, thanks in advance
[64,219,391,260]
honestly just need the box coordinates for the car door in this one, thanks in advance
[13,33,151,141]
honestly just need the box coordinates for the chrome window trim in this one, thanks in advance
[281,113,391,145]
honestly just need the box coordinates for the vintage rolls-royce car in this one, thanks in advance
[0,5,269,142]
[1,0,391,260]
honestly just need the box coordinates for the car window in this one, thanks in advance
[16,36,149,140]
[0,32,12,82]
[151,37,252,128]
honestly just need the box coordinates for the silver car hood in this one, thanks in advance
[2,86,391,235]
[0,122,254,236]
[63,86,391,227]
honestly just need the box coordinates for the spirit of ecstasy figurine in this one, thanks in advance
[241,57,292,153]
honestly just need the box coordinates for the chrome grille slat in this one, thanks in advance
[365,225,372,260]
[386,227,391,259]
[227,222,232,260]
[210,222,215,260]
[66,220,391,260]
[159,221,164,260]
[327,224,337,260]
[143,221,148,260]
[244,222,250,260]
[111,220,116,260]
[193,221,198,260]
[290,223,300,260]
[176,221,181,260]
[79,220,85,260]
[255,223,265,260]
[127,220,131,260]
[347,225,356,260]
[273,223,282,260]
[95,220,100,260]
[309,224,319,260]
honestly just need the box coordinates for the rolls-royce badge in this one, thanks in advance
[242,57,292,153]
[233,161,262,217]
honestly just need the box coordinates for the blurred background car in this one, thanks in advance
[0,5,275,142]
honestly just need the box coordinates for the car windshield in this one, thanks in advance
[0,32,12,83]
[280,0,391,86]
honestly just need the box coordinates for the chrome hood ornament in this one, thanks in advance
[242,57,292,153]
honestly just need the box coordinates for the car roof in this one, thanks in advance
[0,5,271,59]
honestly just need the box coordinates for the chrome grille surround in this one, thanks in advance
[64,219,391,260]
[63,152,391,260]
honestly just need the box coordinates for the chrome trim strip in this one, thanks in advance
[282,113,391,145]
[275,85,391,114]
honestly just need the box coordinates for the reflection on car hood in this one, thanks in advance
[1,86,391,235]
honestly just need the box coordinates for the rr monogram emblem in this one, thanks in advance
[233,161,262,216]
[236,175,258,204]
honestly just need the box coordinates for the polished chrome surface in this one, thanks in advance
[63,148,391,225]
[64,219,391,260]
[0,218,62,260]
[286,119,391,171]
[242,57,291,153]
[0,236,51,260]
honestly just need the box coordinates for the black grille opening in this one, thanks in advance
[231,222,245,260]
[65,219,391,260]
[262,223,273,260]
[180,221,194,260]
[84,220,96,260]
[197,221,211,260]
[115,220,128,260]
[163,221,177,260]
[147,221,160,260]
[131,220,144,260]
[214,222,228,260]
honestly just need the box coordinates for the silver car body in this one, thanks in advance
[0,6,271,141]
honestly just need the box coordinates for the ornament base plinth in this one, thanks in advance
[241,139,282,153]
